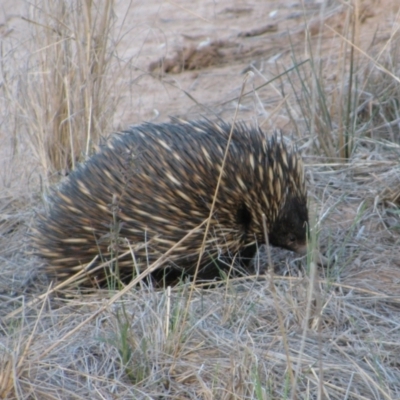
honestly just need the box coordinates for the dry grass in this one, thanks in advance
[1,0,400,399]
[1,0,118,183]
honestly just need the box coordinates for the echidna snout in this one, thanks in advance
[268,194,308,255]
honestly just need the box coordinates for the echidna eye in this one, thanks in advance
[236,202,252,231]
[288,234,296,243]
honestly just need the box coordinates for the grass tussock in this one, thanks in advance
[285,1,400,162]
[1,0,400,399]
[1,0,117,183]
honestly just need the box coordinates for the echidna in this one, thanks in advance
[34,120,308,285]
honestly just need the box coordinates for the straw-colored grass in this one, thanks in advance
[1,0,117,184]
[1,0,400,399]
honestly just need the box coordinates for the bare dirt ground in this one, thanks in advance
[1,0,400,399]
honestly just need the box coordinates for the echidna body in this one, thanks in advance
[34,120,308,284]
